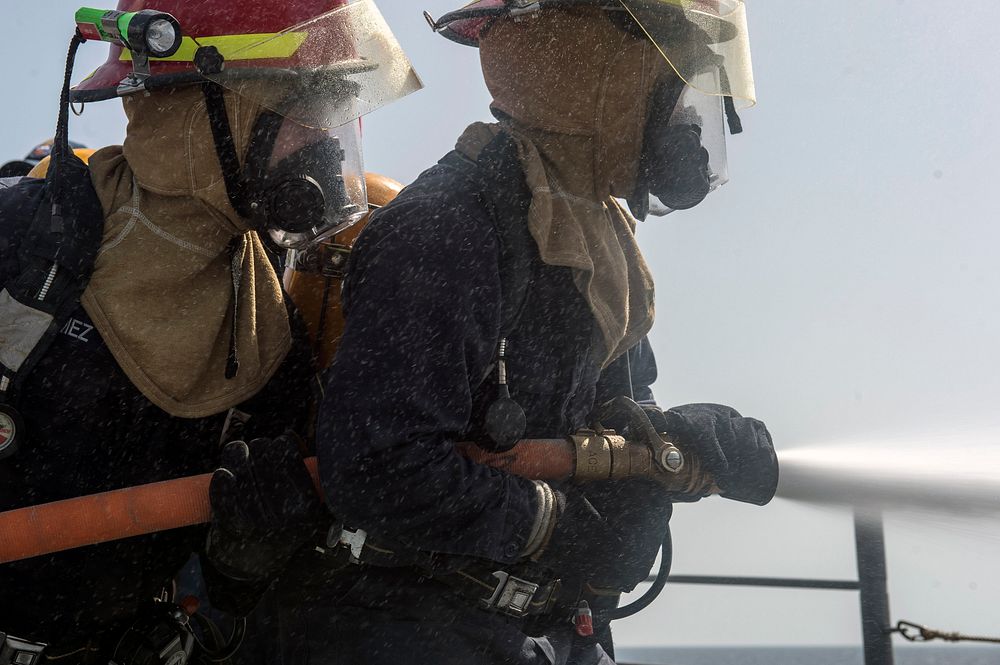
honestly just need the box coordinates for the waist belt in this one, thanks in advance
[436,568,561,618]
[0,633,45,665]
[322,527,561,618]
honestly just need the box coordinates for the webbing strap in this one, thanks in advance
[434,567,561,618]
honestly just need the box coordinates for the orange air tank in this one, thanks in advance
[284,172,404,369]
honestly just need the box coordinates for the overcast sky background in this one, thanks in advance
[5,0,1000,650]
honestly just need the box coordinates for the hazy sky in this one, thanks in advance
[5,0,1000,650]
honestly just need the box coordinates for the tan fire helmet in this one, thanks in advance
[427,0,755,217]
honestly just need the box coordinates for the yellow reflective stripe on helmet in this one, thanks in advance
[119,33,307,62]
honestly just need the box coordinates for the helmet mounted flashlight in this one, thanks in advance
[74,7,183,93]
[75,8,182,58]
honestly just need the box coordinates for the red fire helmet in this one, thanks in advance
[75,0,351,96]
[72,0,422,128]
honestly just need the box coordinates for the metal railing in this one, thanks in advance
[653,509,894,665]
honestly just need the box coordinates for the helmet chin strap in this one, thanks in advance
[719,67,743,135]
[196,63,331,248]
[194,44,257,223]
[629,74,688,221]
[200,79,252,220]
[194,51,265,380]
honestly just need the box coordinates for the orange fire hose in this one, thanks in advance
[0,439,575,565]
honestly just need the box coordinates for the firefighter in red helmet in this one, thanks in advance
[0,0,418,662]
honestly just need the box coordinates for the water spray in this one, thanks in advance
[776,431,1000,517]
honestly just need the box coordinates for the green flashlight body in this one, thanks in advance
[75,7,136,46]
[74,7,181,58]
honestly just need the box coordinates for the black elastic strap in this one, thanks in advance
[201,81,251,218]
[242,110,284,185]
[724,96,743,135]
[238,109,286,238]
[719,68,744,135]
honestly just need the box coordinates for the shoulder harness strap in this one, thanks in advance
[0,154,104,402]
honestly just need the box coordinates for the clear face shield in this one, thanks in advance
[197,0,421,249]
[619,0,755,106]
[639,69,729,217]
[619,0,754,218]
[201,0,423,130]
[256,117,367,249]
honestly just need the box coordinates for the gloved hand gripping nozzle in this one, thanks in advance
[598,396,685,474]
[569,397,779,506]
[566,397,714,502]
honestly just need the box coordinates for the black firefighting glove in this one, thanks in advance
[655,403,778,505]
[206,433,329,587]
[533,486,624,585]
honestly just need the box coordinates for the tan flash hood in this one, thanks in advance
[82,86,291,418]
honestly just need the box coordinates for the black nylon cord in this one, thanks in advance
[49,33,86,234]
[53,34,85,164]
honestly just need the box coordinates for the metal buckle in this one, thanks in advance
[483,571,540,618]
[0,633,47,665]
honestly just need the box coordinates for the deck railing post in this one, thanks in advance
[854,510,895,665]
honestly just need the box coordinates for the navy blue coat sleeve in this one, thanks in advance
[315,191,538,564]
[596,337,659,406]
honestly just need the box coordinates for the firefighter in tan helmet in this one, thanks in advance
[203,1,778,663]
[0,0,418,660]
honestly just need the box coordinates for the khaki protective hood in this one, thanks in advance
[477,7,668,364]
[82,85,291,418]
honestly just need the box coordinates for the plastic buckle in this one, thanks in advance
[0,633,47,665]
[327,526,368,563]
[483,571,539,618]
[321,245,352,278]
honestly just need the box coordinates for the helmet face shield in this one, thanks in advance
[254,118,367,249]
[643,70,729,217]
[432,0,754,107]
[429,0,751,218]
[202,0,423,129]
[617,0,755,107]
